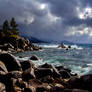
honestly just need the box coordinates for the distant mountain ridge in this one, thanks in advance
[22,36,49,43]
[24,36,74,44]
[29,37,49,43]
[22,35,92,46]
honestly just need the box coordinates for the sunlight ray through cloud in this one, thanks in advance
[40,3,46,10]
[77,6,92,19]
[65,26,92,38]
[47,11,61,23]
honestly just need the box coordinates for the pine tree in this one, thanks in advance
[3,20,9,32]
[10,17,19,36]
[10,17,18,30]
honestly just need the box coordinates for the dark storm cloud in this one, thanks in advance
[63,17,92,27]
[46,0,78,17]
[46,0,92,27]
[79,0,92,6]
[0,0,92,43]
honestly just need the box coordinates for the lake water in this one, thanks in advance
[14,43,92,75]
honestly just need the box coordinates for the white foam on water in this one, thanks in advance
[16,56,44,66]
[39,44,58,48]
[38,42,84,50]
[57,44,83,50]
[16,56,29,61]
[70,45,83,50]
[70,64,92,75]
[39,44,83,50]
[87,63,92,66]
[31,59,44,66]
[70,65,82,74]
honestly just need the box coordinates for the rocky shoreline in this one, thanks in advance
[0,37,42,54]
[0,53,91,92]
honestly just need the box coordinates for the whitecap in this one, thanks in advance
[71,45,83,50]
[16,56,29,61]
[87,63,92,66]
[39,44,58,48]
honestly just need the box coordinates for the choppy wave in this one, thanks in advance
[39,43,83,50]
[71,45,83,50]
[39,44,58,48]
[14,43,92,75]
[16,56,29,61]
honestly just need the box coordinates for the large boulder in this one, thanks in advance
[80,74,92,91]
[68,74,92,91]
[0,53,21,71]
[68,76,81,89]
[59,70,71,79]
[20,60,35,71]
[17,38,26,49]
[22,68,36,81]
[30,55,40,61]
[35,68,53,79]
[38,63,60,78]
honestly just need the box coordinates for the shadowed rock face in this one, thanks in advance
[0,53,90,92]
[35,68,54,79]
[80,74,92,91]
[22,68,36,81]
[0,53,21,71]
[38,63,60,78]
[59,70,71,79]
[68,74,92,91]
[20,60,35,71]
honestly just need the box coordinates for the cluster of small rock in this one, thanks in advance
[58,43,71,50]
[0,53,91,92]
[0,37,42,53]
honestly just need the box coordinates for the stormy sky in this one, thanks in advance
[1,0,92,43]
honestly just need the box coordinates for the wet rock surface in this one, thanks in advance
[0,53,21,71]
[0,53,91,92]
[30,55,40,61]
[20,60,35,71]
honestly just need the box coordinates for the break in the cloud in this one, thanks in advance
[0,0,92,43]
